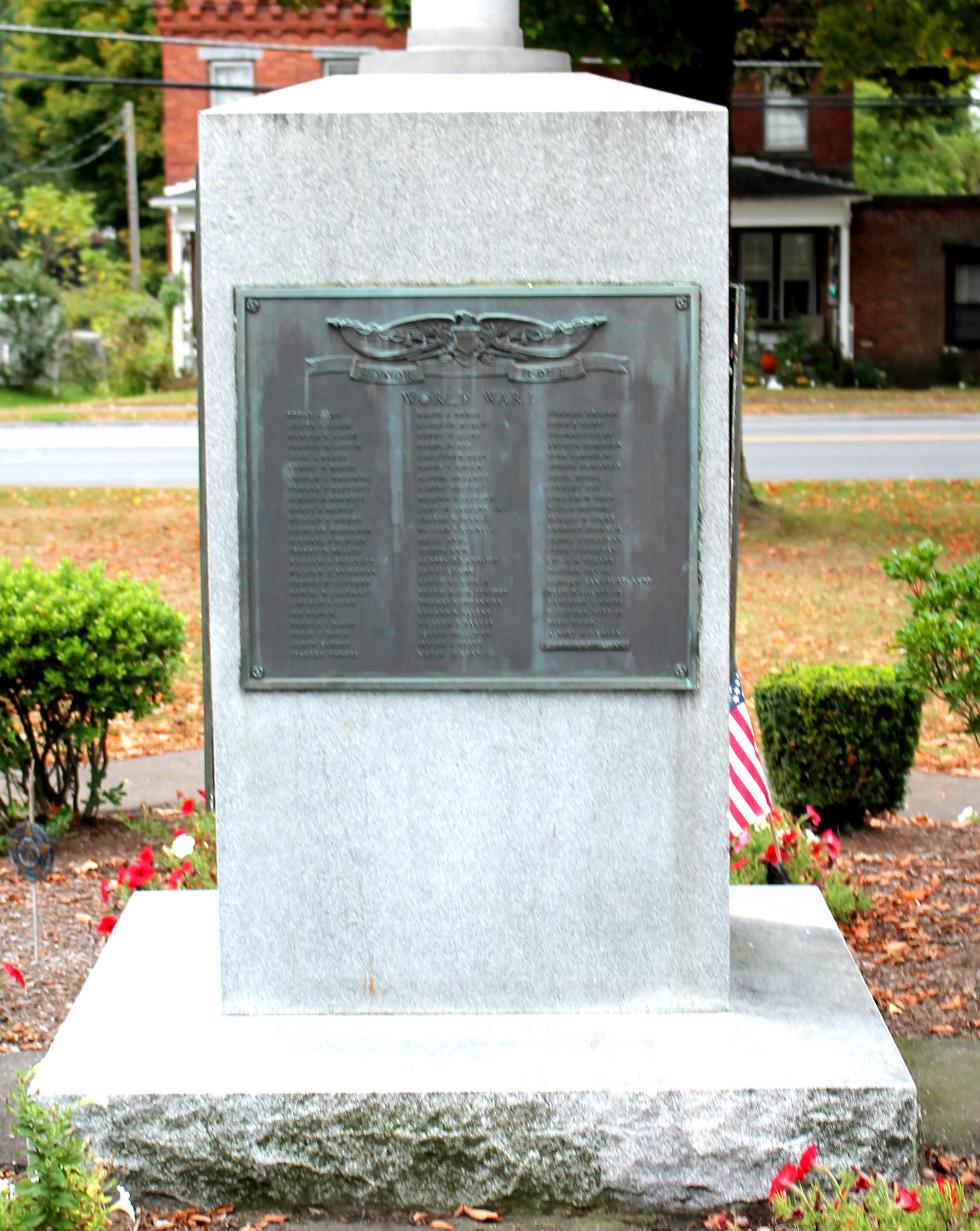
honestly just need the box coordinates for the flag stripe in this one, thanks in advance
[730,719,773,811]
[728,667,774,837]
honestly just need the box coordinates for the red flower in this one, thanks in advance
[197,788,206,800]
[762,843,782,865]
[165,860,194,891]
[97,916,117,936]
[853,1173,872,1192]
[937,1177,959,1207]
[180,797,195,817]
[172,827,187,839]
[894,1185,920,1212]
[3,963,24,987]
[821,830,841,861]
[729,857,749,873]
[137,845,154,867]
[125,861,155,890]
[796,1144,817,1181]
[769,1164,798,1201]
[782,830,798,848]
[99,878,112,905]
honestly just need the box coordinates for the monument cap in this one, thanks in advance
[361,0,570,73]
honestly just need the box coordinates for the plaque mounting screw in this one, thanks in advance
[250,665,265,680]
[245,298,260,314]
[674,296,690,311]
[674,664,688,678]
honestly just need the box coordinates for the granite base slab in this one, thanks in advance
[33,888,919,1213]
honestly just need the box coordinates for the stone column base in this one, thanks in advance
[34,887,919,1212]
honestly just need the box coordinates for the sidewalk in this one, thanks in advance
[102,748,978,822]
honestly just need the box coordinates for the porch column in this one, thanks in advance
[839,212,853,358]
[167,206,186,375]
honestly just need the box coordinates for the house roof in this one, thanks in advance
[731,155,861,199]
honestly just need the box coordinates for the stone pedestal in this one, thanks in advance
[34,888,920,1211]
[197,72,733,1019]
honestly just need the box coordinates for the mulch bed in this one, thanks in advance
[838,811,980,1039]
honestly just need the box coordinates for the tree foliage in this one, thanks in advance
[1,1,165,280]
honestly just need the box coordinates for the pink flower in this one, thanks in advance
[3,963,24,987]
[97,916,117,937]
[821,830,841,861]
[894,1185,920,1212]
[768,1164,799,1201]
[99,878,112,905]
[805,804,822,827]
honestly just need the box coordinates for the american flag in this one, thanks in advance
[729,668,774,837]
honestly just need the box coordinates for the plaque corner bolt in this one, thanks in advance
[675,296,690,311]
[245,298,261,314]
[674,663,689,678]
[250,665,265,680]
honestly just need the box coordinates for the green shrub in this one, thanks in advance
[0,261,62,390]
[0,560,185,826]
[755,664,923,828]
[882,539,980,745]
[0,1073,131,1231]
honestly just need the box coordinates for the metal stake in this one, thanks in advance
[27,765,39,961]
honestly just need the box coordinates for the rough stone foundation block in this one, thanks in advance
[34,887,919,1212]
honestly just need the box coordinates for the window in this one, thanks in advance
[948,248,980,347]
[320,56,360,77]
[738,230,817,324]
[740,232,773,322]
[209,60,255,107]
[780,233,815,318]
[764,72,809,154]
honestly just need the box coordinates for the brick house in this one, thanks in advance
[150,0,404,370]
[730,65,863,362]
[152,13,980,385]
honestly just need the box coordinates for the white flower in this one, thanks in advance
[957,806,977,824]
[110,1185,135,1222]
[171,832,196,859]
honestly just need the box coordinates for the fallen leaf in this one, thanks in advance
[455,1209,500,1224]
[430,1222,455,1230]
[76,860,99,874]
[939,997,965,1012]
[410,1216,429,1226]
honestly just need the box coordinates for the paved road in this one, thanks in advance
[0,415,979,485]
[743,413,980,480]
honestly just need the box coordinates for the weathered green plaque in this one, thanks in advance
[236,286,699,690]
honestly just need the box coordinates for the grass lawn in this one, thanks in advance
[739,480,979,774]
[743,386,980,415]
[0,480,976,774]
[0,386,197,423]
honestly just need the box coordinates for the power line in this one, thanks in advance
[0,19,369,55]
[0,112,122,184]
[0,66,975,111]
[0,68,266,93]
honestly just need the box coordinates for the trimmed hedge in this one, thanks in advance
[0,559,185,825]
[755,663,923,828]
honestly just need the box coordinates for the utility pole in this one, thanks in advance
[122,101,141,291]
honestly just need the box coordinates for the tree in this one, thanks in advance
[853,82,980,195]
[1,1,166,283]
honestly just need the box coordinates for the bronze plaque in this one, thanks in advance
[236,286,699,690]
